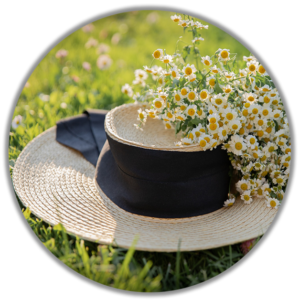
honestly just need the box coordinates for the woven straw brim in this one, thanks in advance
[12,127,278,252]
[105,103,220,151]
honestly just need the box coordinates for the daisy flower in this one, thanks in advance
[192,37,204,43]
[182,64,197,77]
[162,55,173,64]
[181,137,193,145]
[164,121,172,129]
[153,98,165,110]
[170,66,180,80]
[187,90,198,102]
[173,90,182,102]
[137,109,147,123]
[180,86,190,98]
[175,112,187,121]
[241,191,253,204]
[257,64,268,76]
[12,115,23,129]
[144,66,153,73]
[247,60,259,75]
[211,65,221,75]
[185,104,197,118]
[188,73,197,82]
[199,135,211,150]
[222,84,234,94]
[265,197,280,209]
[211,94,227,107]
[178,20,190,27]
[134,69,148,80]
[229,135,246,155]
[170,15,182,22]
[199,89,210,101]
[206,76,216,88]
[218,126,229,141]
[145,108,157,119]
[223,194,235,207]
[121,84,133,97]
[201,56,212,66]
[218,48,230,61]
[152,49,164,59]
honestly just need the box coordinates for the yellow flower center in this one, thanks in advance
[248,96,255,102]
[243,195,250,201]
[226,113,233,120]
[175,94,181,101]
[188,133,194,139]
[268,146,275,152]
[209,79,215,86]
[232,124,238,130]
[180,105,186,111]
[200,140,207,147]
[165,123,171,129]
[210,117,216,123]
[258,65,265,74]
[204,60,210,66]
[215,98,222,105]
[257,130,264,137]
[209,123,217,131]
[222,130,227,136]
[250,138,255,144]
[241,183,248,190]
[221,50,229,59]
[249,64,256,72]
[181,88,188,95]
[154,101,162,108]
[258,120,264,126]
[172,71,177,78]
[235,142,243,150]
[262,109,269,116]
[185,67,193,75]
[270,200,276,207]
[188,108,195,116]
[153,50,161,59]
[167,112,173,118]
[195,131,200,137]
[188,92,196,100]
[242,109,248,117]
[139,113,144,120]
[197,109,203,116]
[225,88,231,93]
[274,113,280,118]
[200,91,207,99]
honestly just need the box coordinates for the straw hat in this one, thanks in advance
[12,103,278,252]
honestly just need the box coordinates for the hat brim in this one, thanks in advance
[13,127,278,252]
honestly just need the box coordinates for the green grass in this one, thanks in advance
[10,10,253,292]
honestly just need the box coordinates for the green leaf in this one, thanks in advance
[23,207,31,220]
[53,223,66,232]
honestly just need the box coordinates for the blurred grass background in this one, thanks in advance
[10,10,252,292]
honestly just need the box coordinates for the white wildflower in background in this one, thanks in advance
[82,62,91,71]
[55,49,68,59]
[97,55,112,70]
[97,43,110,54]
[121,84,133,97]
[82,23,94,33]
[85,38,98,49]
[12,115,23,129]
[39,93,50,102]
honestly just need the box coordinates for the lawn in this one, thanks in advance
[9,10,253,292]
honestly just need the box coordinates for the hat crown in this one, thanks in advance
[94,104,231,218]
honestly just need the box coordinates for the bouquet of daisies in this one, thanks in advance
[121,13,291,209]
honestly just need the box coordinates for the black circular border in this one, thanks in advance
[1,3,299,299]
